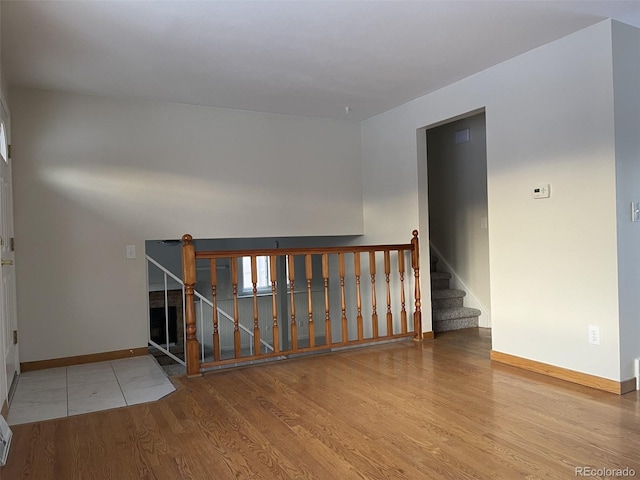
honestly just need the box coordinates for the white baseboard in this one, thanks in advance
[429,244,492,328]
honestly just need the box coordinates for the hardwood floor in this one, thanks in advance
[3,328,639,479]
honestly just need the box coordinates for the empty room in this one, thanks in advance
[0,1,639,478]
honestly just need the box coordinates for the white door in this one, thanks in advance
[0,117,18,399]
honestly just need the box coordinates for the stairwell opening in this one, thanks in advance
[423,110,491,334]
[145,234,364,369]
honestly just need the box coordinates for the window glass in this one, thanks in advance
[241,255,289,292]
[0,123,7,162]
[242,256,272,290]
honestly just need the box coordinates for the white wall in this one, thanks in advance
[612,22,640,380]
[362,21,628,381]
[12,89,363,362]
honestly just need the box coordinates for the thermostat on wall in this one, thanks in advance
[533,184,550,199]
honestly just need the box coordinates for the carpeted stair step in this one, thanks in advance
[431,289,466,309]
[430,271,451,290]
[433,306,481,332]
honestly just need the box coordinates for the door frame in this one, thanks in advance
[0,97,19,408]
[416,107,492,333]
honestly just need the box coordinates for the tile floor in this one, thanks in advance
[7,355,176,426]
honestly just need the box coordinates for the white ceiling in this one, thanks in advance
[2,1,639,120]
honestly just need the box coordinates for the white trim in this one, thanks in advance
[430,243,492,328]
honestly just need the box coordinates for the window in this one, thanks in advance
[240,255,289,294]
[0,122,7,163]
[242,256,272,291]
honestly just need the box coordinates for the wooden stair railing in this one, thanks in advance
[182,231,422,376]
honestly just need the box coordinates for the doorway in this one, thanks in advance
[425,111,491,327]
[0,103,19,406]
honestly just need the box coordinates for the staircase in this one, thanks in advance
[430,256,481,332]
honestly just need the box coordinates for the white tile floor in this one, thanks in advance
[8,355,175,425]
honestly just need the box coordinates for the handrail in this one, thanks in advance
[195,243,413,259]
[146,255,274,361]
[147,255,184,285]
[181,231,422,376]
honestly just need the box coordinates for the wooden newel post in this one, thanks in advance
[411,230,422,341]
[182,234,201,376]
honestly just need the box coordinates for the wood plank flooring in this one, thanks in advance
[3,328,639,479]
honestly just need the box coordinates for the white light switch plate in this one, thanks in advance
[126,244,136,259]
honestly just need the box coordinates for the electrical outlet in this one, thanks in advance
[588,325,600,345]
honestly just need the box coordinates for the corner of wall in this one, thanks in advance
[612,20,640,380]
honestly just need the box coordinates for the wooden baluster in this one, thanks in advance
[210,259,220,362]
[384,250,393,337]
[270,255,280,353]
[251,255,261,355]
[398,249,407,334]
[322,253,331,345]
[411,230,422,340]
[354,252,364,341]
[369,251,378,339]
[339,252,348,343]
[305,254,315,348]
[288,255,298,351]
[181,234,200,376]
[231,257,241,358]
